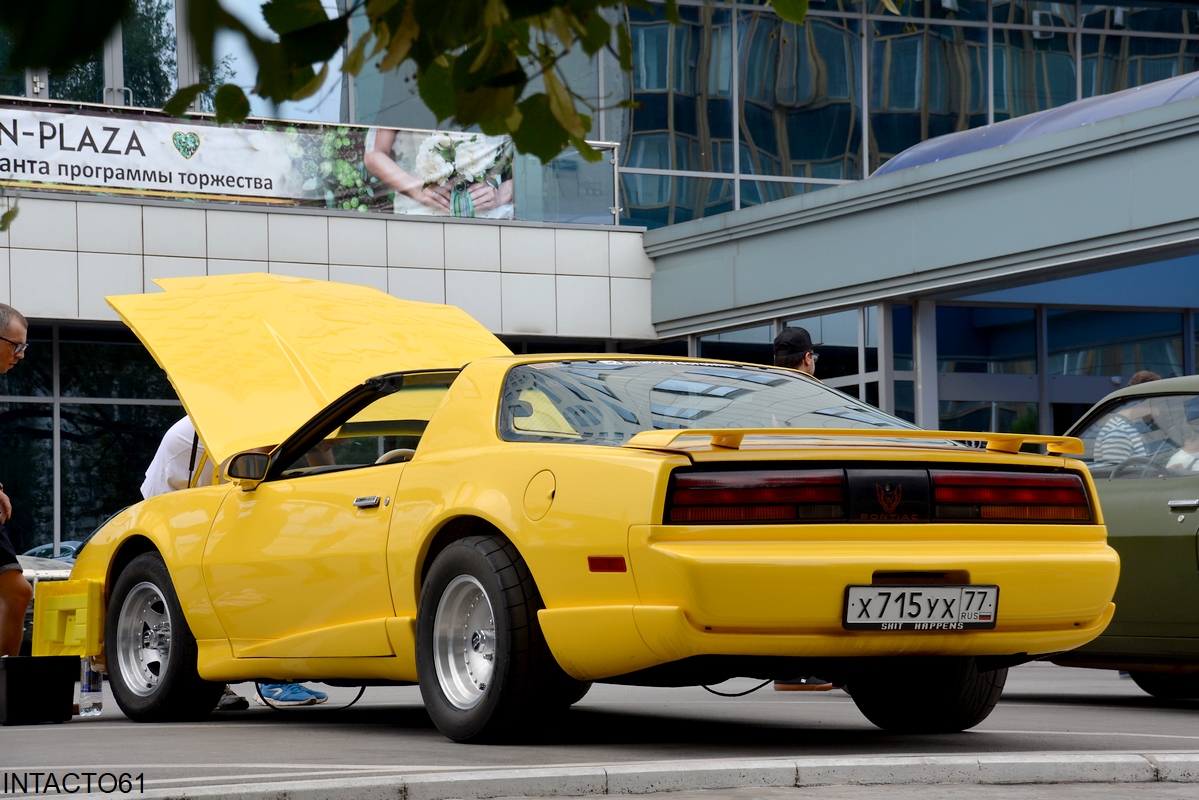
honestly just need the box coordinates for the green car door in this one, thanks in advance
[1069,390,1199,656]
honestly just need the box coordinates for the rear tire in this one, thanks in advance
[416,534,577,742]
[846,657,1007,733]
[1129,671,1199,700]
[105,553,222,721]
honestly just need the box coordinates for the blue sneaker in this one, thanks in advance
[254,683,317,706]
[298,684,328,704]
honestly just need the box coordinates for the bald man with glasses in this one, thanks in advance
[0,302,30,656]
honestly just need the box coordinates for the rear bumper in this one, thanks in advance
[539,522,1119,682]
[540,602,1116,682]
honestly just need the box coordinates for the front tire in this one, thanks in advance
[846,657,1007,733]
[105,553,222,721]
[416,534,580,742]
[1130,671,1199,700]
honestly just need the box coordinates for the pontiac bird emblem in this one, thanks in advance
[876,482,903,513]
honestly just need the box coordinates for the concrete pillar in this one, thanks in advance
[913,299,939,429]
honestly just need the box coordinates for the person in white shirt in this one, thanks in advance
[142,417,329,708]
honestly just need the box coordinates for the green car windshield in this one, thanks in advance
[498,360,916,446]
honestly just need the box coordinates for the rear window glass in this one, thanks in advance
[499,360,914,446]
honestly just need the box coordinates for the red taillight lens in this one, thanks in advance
[667,469,845,524]
[931,470,1091,523]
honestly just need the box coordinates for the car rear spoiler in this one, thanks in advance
[622,428,1084,456]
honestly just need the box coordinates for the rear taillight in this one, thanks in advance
[667,469,845,523]
[931,470,1091,522]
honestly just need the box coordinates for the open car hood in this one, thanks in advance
[108,273,511,465]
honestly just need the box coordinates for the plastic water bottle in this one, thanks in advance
[79,657,102,717]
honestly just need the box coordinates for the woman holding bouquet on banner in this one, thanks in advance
[364,128,515,219]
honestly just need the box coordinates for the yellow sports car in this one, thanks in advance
[37,274,1118,742]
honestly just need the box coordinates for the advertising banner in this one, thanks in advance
[0,104,515,220]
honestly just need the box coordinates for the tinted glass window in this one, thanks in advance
[1070,393,1199,479]
[499,360,915,446]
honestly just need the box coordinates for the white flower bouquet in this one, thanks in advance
[414,132,513,217]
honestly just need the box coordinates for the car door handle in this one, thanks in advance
[1167,499,1199,510]
[353,496,381,509]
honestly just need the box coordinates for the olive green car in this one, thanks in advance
[1053,375,1199,698]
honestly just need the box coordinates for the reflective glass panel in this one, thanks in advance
[867,0,989,22]
[123,0,178,108]
[739,179,835,209]
[620,4,734,178]
[870,23,987,171]
[865,305,879,372]
[784,311,861,378]
[49,48,104,104]
[0,27,26,97]
[894,379,916,422]
[0,402,53,553]
[1083,33,1199,96]
[738,11,862,179]
[936,307,1036,373]
[1047,309,1183,377]
[994,0,1076,27]
[993,28,1079,120]
[1082,3,1192,35]
[59,328,176,400]
[939,400,1039,434]
[60,404,185,540]
[0,325,51,398]
[621,173,732,227]
[698,324,774,365]
[513,147,617,225]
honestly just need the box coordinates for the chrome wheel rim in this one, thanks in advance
[432,574,496,710]
[115,581,172,697]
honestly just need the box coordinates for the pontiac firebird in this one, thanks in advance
[37,274,1119,742]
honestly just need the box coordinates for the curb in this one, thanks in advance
[138,752,1199,799]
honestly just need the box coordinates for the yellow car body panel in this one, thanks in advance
[47,281,1119,709]
[106,273,509,464]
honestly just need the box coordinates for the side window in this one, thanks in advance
[281,385,448,477]
[1073,394,1199,479]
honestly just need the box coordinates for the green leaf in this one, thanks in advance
[279,16,348,65]
[379,2,418,71]
[263,0,331,36]
[505,0,556,21]
[291,62,329,101]
[0,202,18,233]
[770,0,810,24]
[570,134,604,163]
[162,83,210,117]
[662,0,680,25]
[213,84,251,123]
[576,9,611,56]
[343,32,371,75]
[544,69,585,139]
[417,59,457,121]
[510,93,570,163]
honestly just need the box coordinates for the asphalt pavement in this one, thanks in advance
[2,662,1198,799]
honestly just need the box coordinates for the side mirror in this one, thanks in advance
[226,452,269,489]
[510,400,534,418]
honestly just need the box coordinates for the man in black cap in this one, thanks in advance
[773,325,833,691]
[774,326,820,376]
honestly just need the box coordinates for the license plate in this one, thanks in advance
[843,585,999,630]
